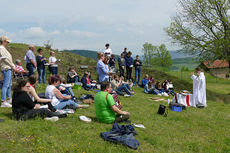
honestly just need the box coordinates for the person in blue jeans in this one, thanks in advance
[45,75,89,110]
[111,75,134,96]
[36,48,46,84]
[144,82,162,95]
[26,45,37,76]
[0,35,15,107]
[133,55,142,86]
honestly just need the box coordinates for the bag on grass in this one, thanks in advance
[157,104,168,117]
[106,93,122,109]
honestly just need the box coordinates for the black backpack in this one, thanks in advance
[157,104,168,117]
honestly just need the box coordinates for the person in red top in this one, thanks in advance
[81,72,96,90]
[15,59,28,76]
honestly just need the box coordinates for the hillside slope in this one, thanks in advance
[3,43,230,103]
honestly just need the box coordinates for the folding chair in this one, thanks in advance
[13,71,24,82]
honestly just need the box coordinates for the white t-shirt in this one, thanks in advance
[104,48,112,57]
[45,85,60,106]
[49,56,58,67]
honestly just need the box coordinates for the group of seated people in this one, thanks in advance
[142,74,175,96]
[12,75,89,122]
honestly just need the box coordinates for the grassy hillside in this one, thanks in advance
[0,43,230,152]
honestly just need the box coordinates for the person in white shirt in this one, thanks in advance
[104,43,112,57]
[0,36,15,107]
[191,67,207,107]
[49,51,59,75]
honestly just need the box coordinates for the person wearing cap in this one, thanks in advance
[25,45,37,76]
[0,36,15,107]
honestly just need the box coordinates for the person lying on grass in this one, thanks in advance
[111,75,134,96]
[94,81,130,124]
[12,79,67,121]
[45,75,89,110]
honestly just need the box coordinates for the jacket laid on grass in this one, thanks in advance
[100,123,140,150]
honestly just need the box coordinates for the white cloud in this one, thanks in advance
[21,27,45,38]
[64,30,99,38]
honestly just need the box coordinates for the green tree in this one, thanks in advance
[153,44,172,68]
[142,42,157,67]
[165,0,230,69]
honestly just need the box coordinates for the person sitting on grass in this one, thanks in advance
[12,79,67,121]
[144,81,162,95]
[141,74,149,87]
[81,72,96,90]
[67,66,81,84]
[94,81,130,124]
[155,81,169,97]
[111,75,134,96]
[45,75,88,110]
[55,76,79,102]
[15,59,28,77]
[162,80,175,96]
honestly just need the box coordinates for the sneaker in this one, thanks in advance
[1,102,12,108]
[157,93,162,96]
[44,116,59,122]
[62,109,75,114]
[124,94,130,97]
[79,105,89,108]
[6,98,12,104]
[55,110,67,115]
[163,93,169,97]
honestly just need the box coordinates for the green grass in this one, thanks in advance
[0,43,230,152]
[1,85,230,153]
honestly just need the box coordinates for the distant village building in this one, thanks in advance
[201,60,229,79]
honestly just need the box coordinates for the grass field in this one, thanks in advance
[0,43,230,152]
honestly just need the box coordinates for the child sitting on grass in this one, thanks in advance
[141,74,149,87]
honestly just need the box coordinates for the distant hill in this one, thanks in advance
[63,49,120,60]
[63,49,194,60]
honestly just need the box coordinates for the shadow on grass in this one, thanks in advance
[1,112,14,120]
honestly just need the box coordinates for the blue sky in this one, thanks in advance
[0,0,180,55]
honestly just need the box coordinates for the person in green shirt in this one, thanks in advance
[94,81,130,123]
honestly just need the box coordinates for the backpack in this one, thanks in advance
[157,104,168,117]
[106,93,122,109]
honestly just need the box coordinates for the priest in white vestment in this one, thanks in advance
[191,68,207,107]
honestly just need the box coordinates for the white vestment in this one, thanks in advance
[191,72,207,107]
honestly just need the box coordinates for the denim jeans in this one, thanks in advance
[51,67,58,75]
[134,68,141,85]
[1,69,12,101]
[54,99,78,110]
[117,84,131,95]
[38,68,46,84]
[26,63,35,76]
[61,87,75,97]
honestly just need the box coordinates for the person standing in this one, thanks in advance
[104,43,112,58]
[118,53,125,77]
[0,36,15,107]
[49,51,58,75]
[133,55,142,86]
[26,45,37,76]
[122,48,128,59]
[36,48,46,84]
[97,52,110,83]
[125,51,133,81]
[191,67,207,107]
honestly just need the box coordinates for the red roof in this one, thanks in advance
[203,60,229,69]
